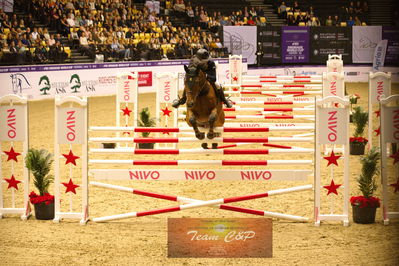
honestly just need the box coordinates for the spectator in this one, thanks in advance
[325,16,333,26]
[333,15,340,26]
[354,16,362,26]
[347,16,355,27]
[279,2,287,19]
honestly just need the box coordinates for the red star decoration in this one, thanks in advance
[323,179,342,195]
[62,150,80,166]
[62,178,80,194]
[233,87,239,91]
[161,107,172,117]
[3,147,21,162]
[232,76,238,81]
[390,151,399,165]
[122,131,131,136]
[374,110,380,117]
[121,106,132,116]
[390,178,399,193]
[4,175,21,190]
[323,150,341,167]
[162,131,170,135]
[374,127,380,136]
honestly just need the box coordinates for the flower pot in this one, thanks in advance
[34,202,54,220]
[138,142,155,149]
[352,205,377,224]
[350,142,365,155]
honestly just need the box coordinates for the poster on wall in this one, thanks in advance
[281,26,310,63]
[352,26,382,63]
[310,27,352,63]
[258,26,281,64]
[382,26,399,64]
[223,26,257,65]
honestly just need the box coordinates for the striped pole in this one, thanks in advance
[90,147,314,154]
[90,125,314,133]
[90,182,310,222]
[89,136,313,143]
[178,114,315,120]
[225,91,321,95]
[89,159,313,165]
[243,75,322,79]
[91,183,312,222]
[222,107,314,112]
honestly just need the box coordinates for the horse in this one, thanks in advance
[183,63,225,149]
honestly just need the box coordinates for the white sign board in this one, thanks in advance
[156,73,178,104]
[322,72,344,98]
[317,108,347,145]
[90,169,312,181]
[384,107,399,143]
[369,73,391,104]
[0,105,25,141]
[57,107,85,144]
[229,55,242,84]
[117,72,137,103]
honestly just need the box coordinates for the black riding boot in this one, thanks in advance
[172,93,187,108]
[212,83,233,108]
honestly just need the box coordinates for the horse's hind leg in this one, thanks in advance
[207,107,218,139]
[188,110,205,140]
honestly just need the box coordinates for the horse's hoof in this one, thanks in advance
[212,143,218,149]
[201,143,209,149]
[196,132,205,140]
[207,132,215,139]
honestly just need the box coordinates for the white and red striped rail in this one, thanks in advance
[225,90,322,96]
[89,147,314,155]
[91,184,313,222]
[90,125,314,133]
[89,159,313,166]
[230,96,315,105]
[89,136,313,143]
[90,181,311,222]
[178,114,314,120]
[223,107,314,112]
[225,84,322,89]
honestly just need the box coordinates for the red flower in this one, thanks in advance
[29,191,55,205]
[349,137,368,144]
[350,196,380,208]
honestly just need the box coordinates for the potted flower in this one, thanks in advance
[350,147,380,224]
[349,94,360,122]
[137,107,156,149]
[350,106,368,155]
[25,148,55,220]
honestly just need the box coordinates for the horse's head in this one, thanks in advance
[184,64,206,108]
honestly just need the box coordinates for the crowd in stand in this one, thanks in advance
[0,0,382,66]
[277,0,369,26]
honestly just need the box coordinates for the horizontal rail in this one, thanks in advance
[89,159,313,165]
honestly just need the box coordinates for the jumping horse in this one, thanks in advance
[183,61,225,149]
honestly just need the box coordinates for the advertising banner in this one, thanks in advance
[310,27,352,63]
[223,26,257,65]
[372,40,388,72]
[281,26,310,63]
[352,26,382,63]
[168,218,272,258]
[382,26,399,64]
[258,26,281,64]
[0,59,235,100]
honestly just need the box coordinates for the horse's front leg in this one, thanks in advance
[188,109,205,140]
[207,107,218,139]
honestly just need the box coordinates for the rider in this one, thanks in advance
[172,48,233,108]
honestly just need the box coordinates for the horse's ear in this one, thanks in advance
[184,65,189,73]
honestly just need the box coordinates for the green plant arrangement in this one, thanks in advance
[350,106,368,155]
[25,148,55,220]
[349,94,360,123]
[350,147,380,224]
[137,107,156,149]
